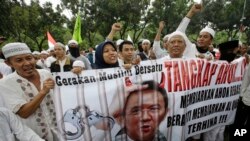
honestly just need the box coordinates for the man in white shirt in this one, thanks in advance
[0,62,12,79]
[45,48,56,69]
[0,107,45,141]
[0,42,58,140]
[36,51,49,70]
[176,3,215,61]
[160,31,189,60]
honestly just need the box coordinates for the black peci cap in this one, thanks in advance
[218,40,239,51]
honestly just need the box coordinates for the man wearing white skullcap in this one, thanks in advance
[137,39,151,61]
[0,42,58,140]
[176,3,219,141]
[176,3,215,61]
[36,50,49,70]
[45,47,56,69]
[32,51,41,63]
[160,31,189,60]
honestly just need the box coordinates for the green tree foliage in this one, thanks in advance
[150,0,250,44]
[1,0,249,50]
[147,0,190,40]
[198,0,250,44]
[0,0,68,51]
[61,0,151,46]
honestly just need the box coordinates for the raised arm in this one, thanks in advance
[155,21,165,41]
[176,3,202,33]
[153,21,167,59]
[106,23,122,41]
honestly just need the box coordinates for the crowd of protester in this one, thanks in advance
[0,3,249,141]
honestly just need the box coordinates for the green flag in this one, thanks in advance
[72,13,83,44]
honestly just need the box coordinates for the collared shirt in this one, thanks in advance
[114,128,167,141]
[50,56,73,72]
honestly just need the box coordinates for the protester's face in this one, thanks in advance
[142,42,150,52]
[124,89,167,141]
[89,47,93,52]
[208,45,214,52]
[40,53,48,59]
[240,45,248,55]
[49,50,55,57]
[149,48,156,60]
[80,50,86,56]
[103,44,117,65]
[33,54,40,62]
[54,45,65,59]
[120,44,135,63]
[197,32,212,49]
[168,35,186,58]
[6,54,36,79]
[232,46,239,54]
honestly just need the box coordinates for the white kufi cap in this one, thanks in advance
[41,50,49,55]
[32,51,40,55]
[73,60,85,68]
[200,27,215,38]
[2,42,31,58]
[142,39,150,44]
[68,39,78,45]
[116,39,124,46]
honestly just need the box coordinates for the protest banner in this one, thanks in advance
[53,57,246,141]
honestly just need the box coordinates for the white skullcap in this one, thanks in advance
[32,51,40,55]
[163,34,170,41]
[142,39,150,44]
[200,27,215,38]
[116,39,124,46]
[168,31,189,46]
[2,42,31,58]
[68,39,78,45]
[73,60,85,68]
[54,42,65,50]
[41,50,49,55]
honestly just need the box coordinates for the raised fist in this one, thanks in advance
[112,23,122,32]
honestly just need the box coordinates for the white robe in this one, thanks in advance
[0,107,44,141]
